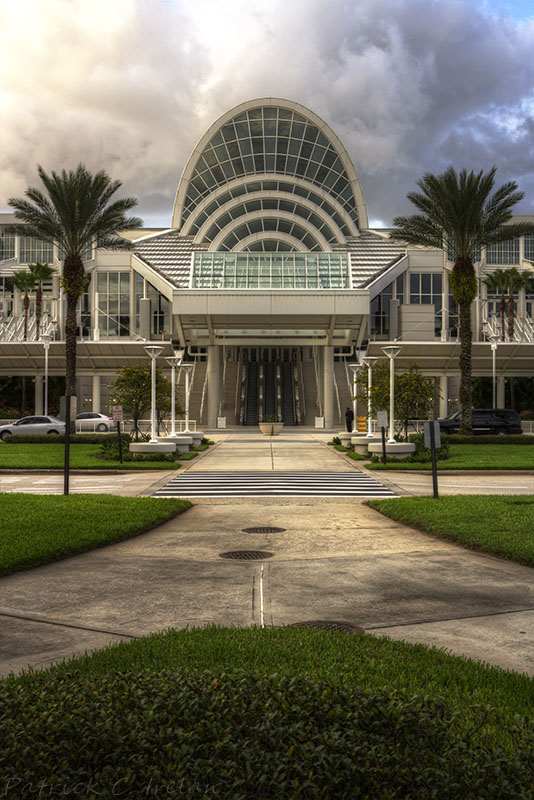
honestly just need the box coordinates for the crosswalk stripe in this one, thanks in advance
[153,471,397,498]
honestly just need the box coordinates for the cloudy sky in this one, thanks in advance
[1,0,533,228]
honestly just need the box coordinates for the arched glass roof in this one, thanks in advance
[172,99,368,238]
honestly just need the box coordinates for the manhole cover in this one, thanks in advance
[242,526,286,533]
[219,551,274,560]
[291,620,364,633]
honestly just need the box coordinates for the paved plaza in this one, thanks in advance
[1,430,533,677]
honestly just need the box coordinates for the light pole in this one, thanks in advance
[362,356,378,437]
[42,333,51,416]
[382,346,402,444]
[489,334,498,409]
[165,350,184,437]
[348,363,360,433]
[181,363,194,434]
[144,345,164,443]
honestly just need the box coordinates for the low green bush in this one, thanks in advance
[194,444,209,451]
[1,670,532,799]
[3,433,123,445]
[179,451,198,460]
[334,444,348,452]
[444,434,534,445]
[347,450,367,460]
[96,437,176,463]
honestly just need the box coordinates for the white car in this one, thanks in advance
[75,412,117,432]
[0,416,66,440]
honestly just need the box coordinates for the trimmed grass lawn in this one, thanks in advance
[369,443,534,470]
[0,443,181,470]
[5,626,533,753]
[369,495,534,567]
[0,494,191,575]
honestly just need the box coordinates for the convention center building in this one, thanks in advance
[1,98,534,428]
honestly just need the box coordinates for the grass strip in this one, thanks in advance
[0,494,191,575]
[5,625,533,753]
[369,444,534,470]
[369,495,534,567]
[0,443,181,470]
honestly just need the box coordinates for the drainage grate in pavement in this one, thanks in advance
[242,526,286,533]
[291,620,364,633]
[219,550,274,560]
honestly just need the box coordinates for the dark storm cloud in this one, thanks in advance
[1,0,533,226]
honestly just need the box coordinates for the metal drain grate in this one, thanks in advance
[291,620,364,633]
[242,526,286,534]
[219,550,274,560]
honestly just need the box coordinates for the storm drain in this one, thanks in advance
[291,620,364,634]
[219,550,274,560]
[242,526,286,534]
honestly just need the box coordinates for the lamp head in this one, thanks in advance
[144,345,164,360]
[382,345,402,359]
[348,362,360,376]
[362,356,378,368]
[165,356,182,369]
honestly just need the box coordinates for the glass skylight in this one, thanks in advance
[191,252,350,289]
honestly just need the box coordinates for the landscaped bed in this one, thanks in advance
[0,443,182,470]
[0,494,191,575]
[1,626,532,798]
[368,444,534,470]
[369,495,534,567]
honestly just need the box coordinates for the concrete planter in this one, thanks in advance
[259,422,284,436]
[367,441,416,459]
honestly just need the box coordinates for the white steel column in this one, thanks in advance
[323,345,334,429]
[497,375,505,407]
[439,376,448,418]
[207,345,221,428]
[92,374,101,413]
[34,375,44,415]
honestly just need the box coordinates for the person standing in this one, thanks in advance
[345,406,354,432]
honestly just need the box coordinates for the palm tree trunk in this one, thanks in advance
[65,290,78,398]
[458,301,473,433]
[23,292,29,341]
[507,293,515,341]
[36,283,42,341]
[500,292,506,341]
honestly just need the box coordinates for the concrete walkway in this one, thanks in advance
[1,430,533,677]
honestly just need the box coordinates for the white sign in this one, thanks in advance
[112,405,124,422]
[377,410,388,429]
[424,421,441,449]
[217,417,226,428]
[315,416,325,428]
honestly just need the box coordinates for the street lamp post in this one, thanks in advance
[181,364,194,434]
[382,346,402,444]
[348,363,360,433]
[362,356,378,437]
[144,345,164,443]
[489,334,498,409]
[165,350,184,437]
[41,333,51,416]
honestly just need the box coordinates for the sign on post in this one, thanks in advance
[112,406,124,422]
[423,421,440,499]
[423,420,440,449]
[377,411,388,430]
[356,415,367,432]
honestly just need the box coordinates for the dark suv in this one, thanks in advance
[438,409,522,435]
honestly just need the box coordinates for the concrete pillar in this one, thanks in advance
[497,375,505,408]
[439,376,448,418]
[207,345,221,427]
[34,375,43,415]
[323,345,334,429]
[316,347,324,415]
[92,374,101,412]
[139,297,151,340]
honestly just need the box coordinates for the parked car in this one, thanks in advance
[0,416,66,440]
[75,412,117,432]
[438,408,522,435]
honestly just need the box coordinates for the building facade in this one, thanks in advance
[1,97,534,427]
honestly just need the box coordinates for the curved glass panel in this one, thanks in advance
[202,198,337,244]
[183,106,358,227]
[187,179,352,238]
[218,217,322,251]
[245,240,296,252]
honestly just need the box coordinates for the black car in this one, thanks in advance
[438,408,522,435]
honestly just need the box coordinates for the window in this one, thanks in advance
[370,282,393,336]
[192,252,349,289]
[19,236,53,263]
[0,230,15,260]
[0,276,14,316]
[524,234,534,263]
[409,273,442,336]
[97,272,131,337]
[486,237,519,265]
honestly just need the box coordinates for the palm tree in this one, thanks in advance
[7,164,142,400]
[483,268,509,341]
[506,267,531,341]
[393,166,534,433]
[29,262,55,340]
[12,269,35,341]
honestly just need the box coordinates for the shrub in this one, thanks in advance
[334,444,348,452]
[96,437,176,463]
[444,434,534,445]
[1,671,532,799]
[3,433,126,445]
